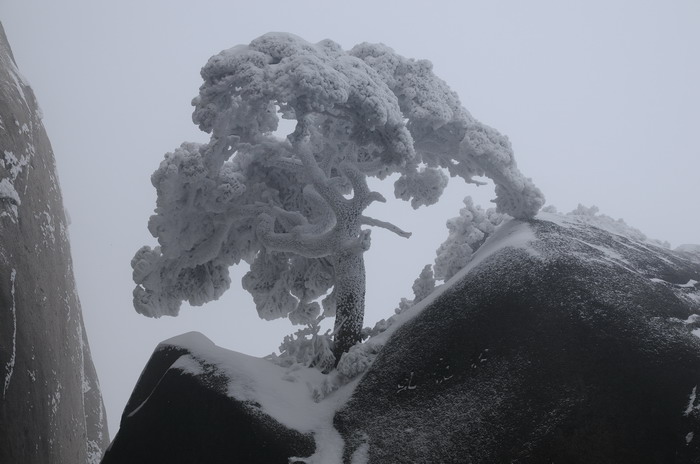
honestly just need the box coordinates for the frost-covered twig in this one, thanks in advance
[361,216,412,238]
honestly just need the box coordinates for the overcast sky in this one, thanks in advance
[3,0,699,436]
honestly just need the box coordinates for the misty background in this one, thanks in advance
[3,0,699,435]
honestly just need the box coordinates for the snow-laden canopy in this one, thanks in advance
[132,33,544,354]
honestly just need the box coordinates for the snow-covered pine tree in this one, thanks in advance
[131,33,544,363]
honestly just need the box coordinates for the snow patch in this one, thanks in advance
[39,211,56,245]
[575,239,629,265]
[653,278,700,311]
[0,178,20,218]
[567,236,639,274]
[653,278,699,289]
[1,148,31,220]
[50,387,61,417]
[81,375,91,394]
[162,332,358,464]
[3,150,30,179]
[349,438,370,464]
[87,439,103,464]
[685,386,699,416]
[171,354,205,376]
[3,270,17,398]
[687,432,695,445]
[76,316,89,397]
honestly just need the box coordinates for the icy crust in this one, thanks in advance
[158,332,357,463]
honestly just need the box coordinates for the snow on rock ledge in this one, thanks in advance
[101,331,349,464]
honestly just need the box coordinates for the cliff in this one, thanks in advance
[0,22,109,463]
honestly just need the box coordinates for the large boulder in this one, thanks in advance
[101,332,317,464]
[335,215,700,463]
[0,22,109,463]
[102,214,700,463]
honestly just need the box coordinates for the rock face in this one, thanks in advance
[336,216,700,463]
[101,333,316,464]
[103,214,700,463]
[0,22,109,463]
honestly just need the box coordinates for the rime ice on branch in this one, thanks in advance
[434,197,505,282]
[131,33,544,362]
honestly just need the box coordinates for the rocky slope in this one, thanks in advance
[103,213,700,463]
[336,213,700,463]
[0,22,109,463]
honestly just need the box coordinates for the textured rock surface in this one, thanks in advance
[335,217,700,463]
[101,333,316,464]
[0,22,109,463]
[104,215,700,463]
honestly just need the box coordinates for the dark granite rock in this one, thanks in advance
[0,22,109,464]
[103,217,700,463]
[335,217,700,463]
[101,332,316,464]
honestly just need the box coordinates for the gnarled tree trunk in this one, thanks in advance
[332,250,366,363]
